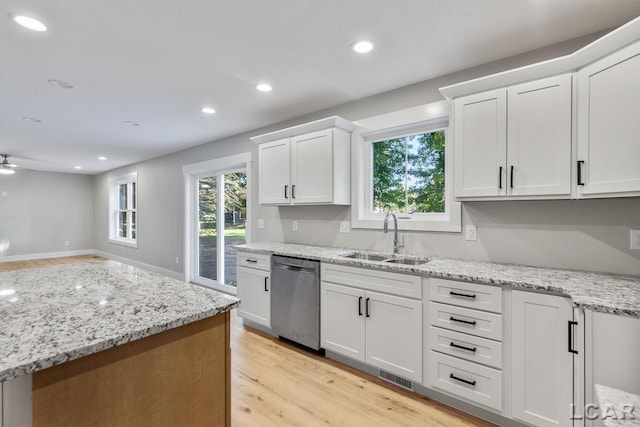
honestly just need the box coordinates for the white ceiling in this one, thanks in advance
[2,1,640,174]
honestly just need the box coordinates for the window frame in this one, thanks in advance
[108,172,138,248]
[351,103,461,232]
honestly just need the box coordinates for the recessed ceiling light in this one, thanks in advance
[201,107,216,114]
[74,166,82,170]
[98,156,107,160]
[123,121,140,127]
[352,40,374,54]
[48,79,73,89]
[21,116,42,123]
[10,14,47,32]
[256,83,272,92]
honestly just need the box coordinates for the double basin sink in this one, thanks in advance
[340,252,429,266]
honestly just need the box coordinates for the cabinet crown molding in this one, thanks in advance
[250,116,356,144]
[440,16,640,100]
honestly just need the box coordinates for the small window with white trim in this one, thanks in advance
[352,102,461,232]
[109,172,137,247]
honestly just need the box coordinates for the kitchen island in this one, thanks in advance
[0,260,239,427]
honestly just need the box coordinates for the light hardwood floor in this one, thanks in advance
[2,256,493,427]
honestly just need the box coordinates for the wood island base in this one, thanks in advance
[32,312,231,427]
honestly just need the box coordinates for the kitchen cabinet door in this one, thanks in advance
[454,88,507,198]
[237,266,271,328]
[258,138,291,205]
[511,291,575,427]
[577,40,640,197]
[320,282,365,362]
[2,374,32,427]
[507,74,572,197]
[290,129,334,204]
[365,291,422,382]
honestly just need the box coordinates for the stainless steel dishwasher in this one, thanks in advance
[271,255,321,350]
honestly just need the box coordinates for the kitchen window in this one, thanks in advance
[109,172,137,247]
[352,102,461,232]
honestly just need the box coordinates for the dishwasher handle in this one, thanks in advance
[272,263,317,274]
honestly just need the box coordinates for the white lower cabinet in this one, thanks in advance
[426,278,504,412]
[430,351,503,411]
[320,264,423,383]
[511,290,575,427]
[2,375,32,427]
[321,282,365,361]
[365,291,422,381]
[236,252,271,328]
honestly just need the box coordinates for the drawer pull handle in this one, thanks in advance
[449,373,476,387]
[246,259,258,263]
[449,291,476,299]
[365,297,371,318]
[358,296,363,316]
[450,342,477,353]
[450,316,477,326]
[264,277,269,292]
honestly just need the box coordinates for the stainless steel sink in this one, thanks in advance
[341,252,389,261]
[341,252,429,265]
[384,257,429,265]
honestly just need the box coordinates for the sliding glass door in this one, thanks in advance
[193,169,247,293]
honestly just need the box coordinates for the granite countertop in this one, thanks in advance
[0,260,239,382]
[595,384,640,426]
[236,242,640,317]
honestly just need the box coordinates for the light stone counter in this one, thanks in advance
[236,242,640,317]
[0,260,239,382]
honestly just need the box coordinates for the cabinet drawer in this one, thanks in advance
[430,278,502,313]
[429,302,503,341]
[322,263,421,299]
[429,351,502,411]
[237,252,271,271]
[429,326,503,369]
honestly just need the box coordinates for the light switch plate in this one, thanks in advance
[631,230,640,250]
[339,221,350,233]
[1,190,7,197]
[292,220,298,231]
[257,219,265,229]
[465,224,477,241]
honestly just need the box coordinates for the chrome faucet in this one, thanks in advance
[383,211,404,254]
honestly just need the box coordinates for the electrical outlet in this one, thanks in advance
[257,219,265,229]
[631,230,640,250]
[64,241,69,247]
[339,221,350,233]
[176,256,179,264]
[465,224,477,241]
[292,220,298,231]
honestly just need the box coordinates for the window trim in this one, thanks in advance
[108,172,138,248]
[351,103,461,232]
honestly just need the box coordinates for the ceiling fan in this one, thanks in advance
[0,154,18,175]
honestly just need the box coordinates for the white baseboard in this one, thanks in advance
[0,249,94,263]
[92,250,185,281]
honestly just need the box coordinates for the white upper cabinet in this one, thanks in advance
[507,75,572,197]
[577,40,640,198]
[290,129,335,204]
[454,88,507,198]
[453,74,572,200]
[258,138,291,205]
[253,116,355,206]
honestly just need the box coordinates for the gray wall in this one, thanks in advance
[93,31,640,276]
[0,170,94,257]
